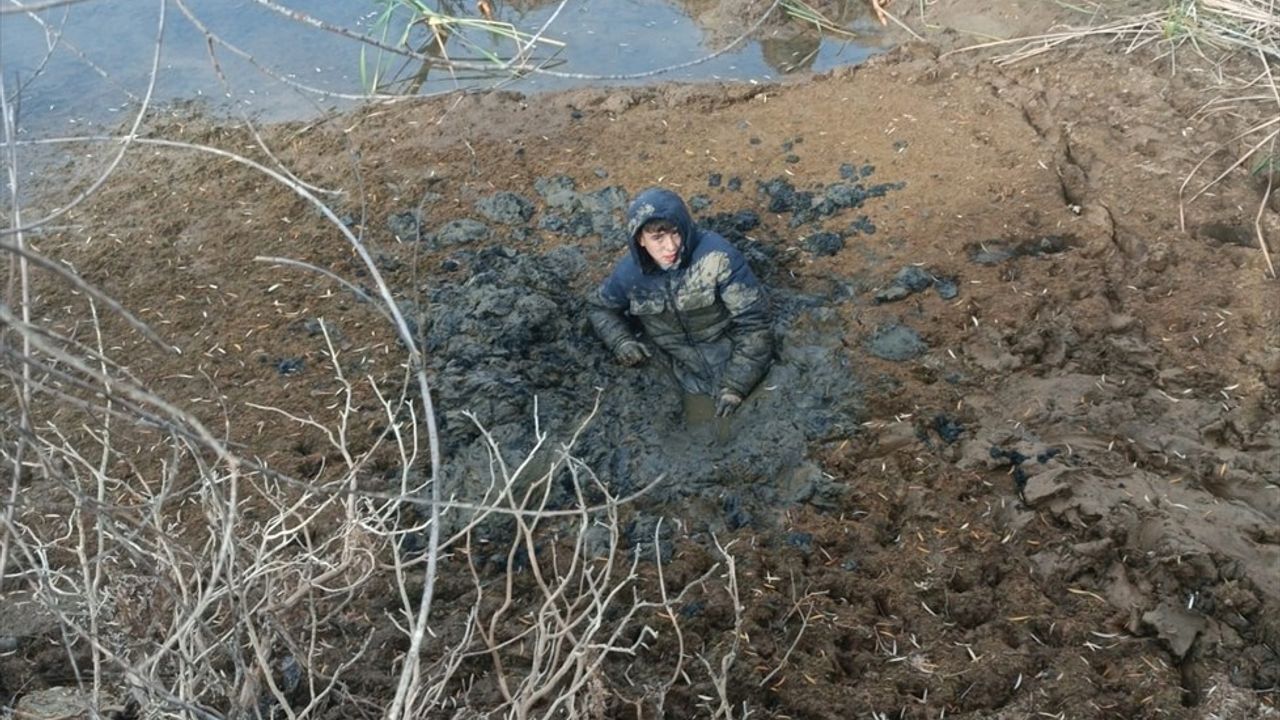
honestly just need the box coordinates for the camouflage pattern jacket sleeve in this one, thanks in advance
[713,239,773,397]
[585,261,637,354]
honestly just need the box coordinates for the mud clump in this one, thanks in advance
[429,218,492,247]
[866,322,928,361]
[802,231,844,256]
[757,169,905,227]
[874,265,959,302]
[966,235,1075,264]
[386,210,422,242]
[532,175,629,243]
[698,209,760,242]
[475,191,535,225]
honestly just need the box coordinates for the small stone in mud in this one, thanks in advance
[432,219,491,246]
[708,173,722,188]
[593,167,608,178]
[893,139,909,151]
[802,231,844,256]
[875,266,936,303]
[275,358,304,376]
[866,323,927,361]
[781,140,794,151]
[750,136,762,145]
[475,191,534,225]
[727,177,742,191]
[441,258,461,272]
[785,154,801,164]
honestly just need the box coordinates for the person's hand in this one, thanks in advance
[715,390,743,417]
[615,340,651,366]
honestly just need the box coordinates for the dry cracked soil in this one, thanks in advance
[2,1,1279,718]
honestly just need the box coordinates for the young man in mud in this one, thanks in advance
[587,187,773,420]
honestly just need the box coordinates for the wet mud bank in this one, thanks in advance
[3,34,1280,719]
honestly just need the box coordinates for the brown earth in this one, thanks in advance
[2,2,1279,718]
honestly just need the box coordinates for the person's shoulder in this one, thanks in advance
[693,228,739,256]
[694,230,751,270]
[603,252,643,284]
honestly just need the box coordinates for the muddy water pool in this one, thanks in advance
[0,0,885,136]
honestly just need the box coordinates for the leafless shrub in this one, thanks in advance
[1,4,765,716]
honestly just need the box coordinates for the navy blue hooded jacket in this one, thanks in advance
[587,188,773,397]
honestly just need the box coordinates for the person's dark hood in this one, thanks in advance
[625,187,697,274]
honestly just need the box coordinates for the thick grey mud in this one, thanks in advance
[394,170,900,549]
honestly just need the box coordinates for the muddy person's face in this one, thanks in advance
[639,227,682,269]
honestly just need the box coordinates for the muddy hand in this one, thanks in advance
[615,340,652,366]
[714,391,743,417]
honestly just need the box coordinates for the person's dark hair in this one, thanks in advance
[640,218,678,236]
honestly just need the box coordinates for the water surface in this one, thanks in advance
[1,0,885,135]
